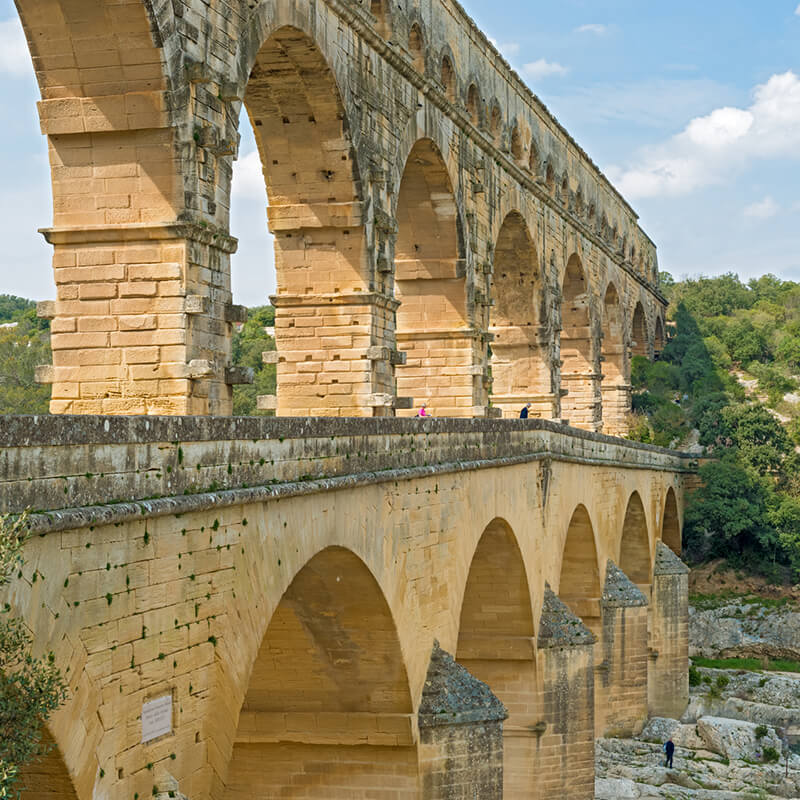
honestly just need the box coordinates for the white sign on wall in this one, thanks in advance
[142,695,173,743]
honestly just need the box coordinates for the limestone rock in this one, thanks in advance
[696,716,782,761]
[595,776,639,798]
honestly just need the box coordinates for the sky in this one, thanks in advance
[1,1,799,305]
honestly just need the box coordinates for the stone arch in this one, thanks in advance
[619,491,651,585]
[560,173,570,209]
[529,136,541,175]
[370,0,392,38]
[456,517,538,796]
[490,101,503,144]
[409,23,426,73]
[654,316,666,356]
[510,122,524,164]
[243,25,375,416]
[223,546,417,798]
[559,504,602,636]
[575,185,585,217]
[631,302,648,358]
[560,254,596,429]
[662,488,682,556]
[440,51,457,102]
[466,82,482,126]
[15,729,79,799]
[601,282,628,435]
[490,211,548,418]
[394,138,470,417]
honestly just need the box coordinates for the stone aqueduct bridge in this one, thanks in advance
[1,416,691,799]
[22,0,665,431]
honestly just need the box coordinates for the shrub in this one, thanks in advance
[689,666,701,687]
[762,746,780,764]
[755,725,769,740]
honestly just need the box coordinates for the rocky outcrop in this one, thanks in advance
[695,716,782,761]
[690,600,800,661]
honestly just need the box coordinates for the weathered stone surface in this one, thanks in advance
[538,584,597,648]
[696,717,782,761]
[654,541,690,576]
[603,560,649,608]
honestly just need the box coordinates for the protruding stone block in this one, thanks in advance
[184,295,209,315]
[262,351,279,365]
[184,360,216,379]
[224,304,248,324]
[36,301,56,320]
[649,542,690,720]
[536,586,596,800]
[597,561,649,737]
[257,395,277,411]
[225,367,254,385]
[34,365,55,384]
[418,642,507,799]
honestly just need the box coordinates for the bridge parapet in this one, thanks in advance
[0,416,696,526]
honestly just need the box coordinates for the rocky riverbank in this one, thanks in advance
[595,594,800,798]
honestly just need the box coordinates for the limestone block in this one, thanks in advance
[696,716,782,761]
[34,365,55,385]
[257,395,277,411]
[225,367,254,385]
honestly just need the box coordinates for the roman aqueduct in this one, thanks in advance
[2,0,688,798]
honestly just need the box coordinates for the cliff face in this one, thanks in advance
[595,598,800,798]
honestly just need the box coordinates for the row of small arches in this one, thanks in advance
[369,0,655,280]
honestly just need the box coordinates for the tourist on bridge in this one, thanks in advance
[417,404,429,418]
[664,738,675,769]
[520,403,532,419]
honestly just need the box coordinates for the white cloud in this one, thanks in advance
[576,24,608,35]
[488,38,520,61]
[523,59,569,80]
[0,17,31,77]
[608,71,800,198]
[743,196,779,219]
[232,149,267,200]
[795,3,800,15]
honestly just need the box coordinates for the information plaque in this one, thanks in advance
[142,695,173,743]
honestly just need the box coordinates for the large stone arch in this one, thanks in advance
[236,18,393,417]
[560,254,599,430]
[558,504,602,637]
[223,546,417,799]
[489,211,549,419]
[662,487,682,556]
[394,136,472,417]
[619,491,651,585]
[601,280,630,436]
[456,518,538,799]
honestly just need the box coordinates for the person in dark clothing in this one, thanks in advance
[664,738,675,768]
[520,403,532,419]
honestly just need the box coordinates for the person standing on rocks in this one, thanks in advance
[664,738,675,769]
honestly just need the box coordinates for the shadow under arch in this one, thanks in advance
[456,518,538,798]
[619,491,651,585]
[558,504,602,635]
[601,282,629,435]
[15,729,78,799]
[223,546,416,798]
[394,137,471,417]
[662,487,682,556]
[490,211,549,419]
[560,254,597,430]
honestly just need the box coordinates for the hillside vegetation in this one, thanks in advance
[631,273,800,581]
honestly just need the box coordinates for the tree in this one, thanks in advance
[721,404,791,475]
[231,306,277,416]
[684,459,776,568]
[0,513,67,796]
[0,320,51,415]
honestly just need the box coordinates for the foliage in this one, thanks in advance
[762,746,781,764]
[231,306,277,416]
[0,317,51,415]
[0,513,67,795]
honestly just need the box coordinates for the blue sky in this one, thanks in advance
[1,1,799,304]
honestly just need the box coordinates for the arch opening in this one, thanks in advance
[243,26,382,417]
[620,492,651,585]
[560,255,597,429]
[490,104,502,145]
[456,519,538,797]
[409,24,425,73]
[394,138,471,417]
[662,488,682,556]
[510,125,524,164]
[654,316,666,357]
[466,84,482,126]
[370,0,391,38]
[601,283,629,435]
[489,212,549,419]
[224,547,416,798]
[559,505,602,635]
[441,55,456,102]
[631,303,648,358]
